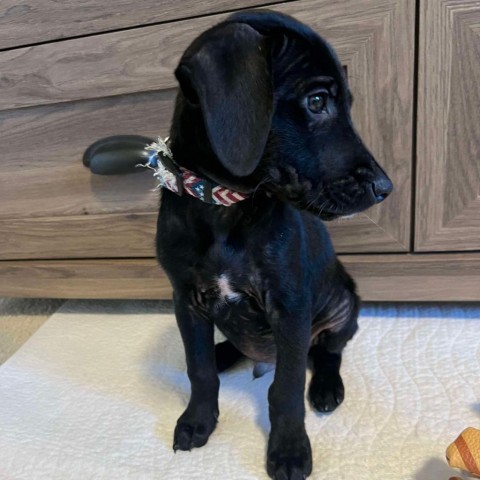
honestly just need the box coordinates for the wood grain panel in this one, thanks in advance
[0,0,292,50]
[0,16,213,111]
[0,213,156,260]
[0,259,171,299]
[327,214,408,253]
[1,254,479,301]
[0,0,414,256]
[342,253,480,301]
[0,90,173,220]
[415,1,480,251]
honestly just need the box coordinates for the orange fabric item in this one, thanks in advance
[446,427,480,477]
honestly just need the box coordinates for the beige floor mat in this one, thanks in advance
[0,300,479,479]
[0,298,64,365]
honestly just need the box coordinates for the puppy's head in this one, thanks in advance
[173,10,393,220]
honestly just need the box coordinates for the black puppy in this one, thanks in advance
[156,10,392,479]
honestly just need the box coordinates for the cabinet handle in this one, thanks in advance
[83,135,155,175]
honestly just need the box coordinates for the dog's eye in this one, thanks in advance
[307,92,328,114]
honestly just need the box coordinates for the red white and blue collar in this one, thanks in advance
[143,137,249,207]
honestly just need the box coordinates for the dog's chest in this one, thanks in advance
[192,242,261,311]
[215,274,242,302]
[203,274,275,363]
[188,241,276,362]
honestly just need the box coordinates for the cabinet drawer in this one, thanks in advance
[0,0,294,50]
[0,90,170,260]
[0,0,414,259]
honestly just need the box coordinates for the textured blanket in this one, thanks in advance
[0,301,478,479]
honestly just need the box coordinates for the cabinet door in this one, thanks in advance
[415,1,480,251]
[287,0,415,253]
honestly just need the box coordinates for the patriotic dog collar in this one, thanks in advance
[143,137,249,207]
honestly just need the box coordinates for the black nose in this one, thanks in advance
[372,175,393,203]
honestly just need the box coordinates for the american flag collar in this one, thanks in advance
[143,137,249,207]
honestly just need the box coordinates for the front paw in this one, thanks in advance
[173,405,219,452]
[267,430,312,479]
[308,371,344,413]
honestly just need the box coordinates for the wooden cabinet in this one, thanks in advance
[415,0,480,251]
[0,0,479,300]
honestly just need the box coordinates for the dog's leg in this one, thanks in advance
[215,340,244,372]
[308,342,346,413]
[308,290,359,413]
[173,294,219,452]
[266,311,312,479]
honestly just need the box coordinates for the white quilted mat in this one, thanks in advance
[0,301,479,480]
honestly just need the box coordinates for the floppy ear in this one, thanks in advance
[175,23,273,177]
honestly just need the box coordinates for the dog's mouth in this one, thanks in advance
[306,206,340,221]
[261,167,381,221]
[291,198,343,221]
[264,182,360,221]
[267,190,344,221]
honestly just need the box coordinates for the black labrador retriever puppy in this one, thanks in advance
[156,10,393,479]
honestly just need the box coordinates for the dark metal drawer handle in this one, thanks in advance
[83,135,155,175]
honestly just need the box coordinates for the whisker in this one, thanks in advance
[306,187,324,209]
[252,175,272,199]
[316,200,328,218]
